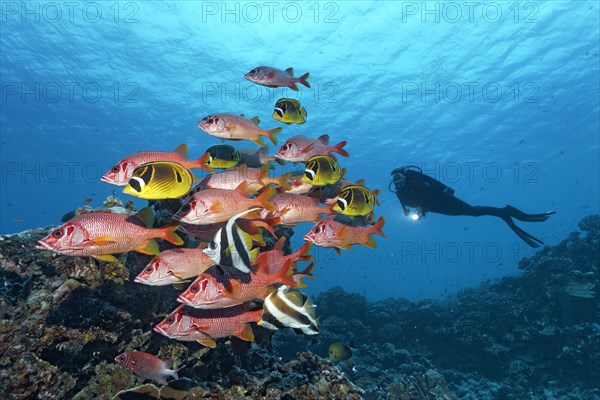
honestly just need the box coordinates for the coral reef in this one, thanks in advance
[272,214,600,399]
[1,213,598,399]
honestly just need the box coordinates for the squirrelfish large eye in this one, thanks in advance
[111,166,119,173]
[118,355,126,362]
[191,285,199,292]
[166,316,175,323]
[52,230,63,237]
[250,68,257,74]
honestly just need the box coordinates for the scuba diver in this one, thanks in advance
[389,166,555,248]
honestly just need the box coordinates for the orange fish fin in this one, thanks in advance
[196,337,217,348]
[255,136,266,147]
[235,180,249,196]
[275,173,291,191]
[285,67,294,75]
[274,236,286,252]
[194,152,214,173]
[209,200,224,213]
[298,72,310,88]
[334,247,341,256]
[356,179,366,186]
[301,142,315,154]
[276,260,297,287]
[91,234,116,246]
[365,236,378,248]
[171,282,190,290]
[294,241,313,262]
[134,207,155,228]
[266,127,282,145]
[173,144,189,159]
[251,219,277,239]
[340,167,347,180]
[93,254,117,262]
[371,216,386,238]
[160,223,184,245]
[255,186,275,211]
[138,239,160,255]
[338,243,354,251]
[250,116,260,126]
[332,141,349,157]
[295,262,315,281]
[234,324,254,342]
[318,134,330,145]
[289,83,299,91]
[372,189,381,206]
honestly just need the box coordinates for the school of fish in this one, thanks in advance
[35,65,385,385]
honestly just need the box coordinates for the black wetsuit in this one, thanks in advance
[390,167,555,248]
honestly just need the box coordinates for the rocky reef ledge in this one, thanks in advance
[1,215,598,399]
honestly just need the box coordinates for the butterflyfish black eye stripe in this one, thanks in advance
[129,177,143,193]
[139,165,154,184]
[175,170,182,183]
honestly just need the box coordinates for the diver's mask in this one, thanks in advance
[389,166,421,193]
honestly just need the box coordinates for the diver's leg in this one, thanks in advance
[504,205,556,222]
[500,216,545,248]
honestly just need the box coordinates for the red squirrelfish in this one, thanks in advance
[101,144,211,186]
[134,244,214,286]
[262,193,335,225]
[154,304,262,348]
[194,165,290,194]
[114,351,179,385]
[177,260,297,309]
[174,183,275,225]
[35,207,183,262]
[304,215,386,252]
[255,237,313,275]
[244,66,310,91]
[275,134,349,163]
[197,114,282,147]
[284,172,316,195]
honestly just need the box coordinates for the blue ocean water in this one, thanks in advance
[1,0,598,302]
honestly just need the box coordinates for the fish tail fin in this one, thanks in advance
[332,141,349,157]
[276,172,292,191]
[265,127,282,145]
[372,189,381,206]
[193,151,214,173]
[371,216,386,238]
[255,187,276,211]
[159,223,184,245]
[291,261,316,288]
[299,72,311,88]
[276,260,297,287]
[295,241,313,262]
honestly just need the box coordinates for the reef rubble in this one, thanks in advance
[1,213,598,399]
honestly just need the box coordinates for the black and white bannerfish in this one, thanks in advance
[202,208,260,274]
[258,285,319,335]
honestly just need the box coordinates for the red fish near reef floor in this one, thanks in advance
[154,304,262,348]
[35,207,183,262]
[134,244,215,286]
[115,351,180,385]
